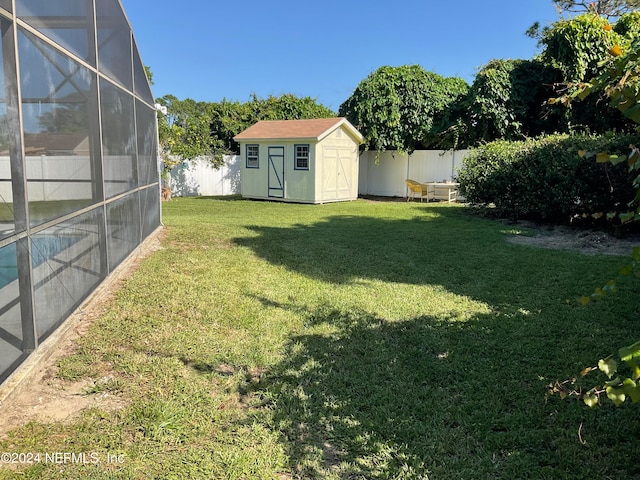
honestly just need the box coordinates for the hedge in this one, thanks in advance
[457,134,639,225]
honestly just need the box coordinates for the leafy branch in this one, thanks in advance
[548,18,640,408]
[549,335,640,406]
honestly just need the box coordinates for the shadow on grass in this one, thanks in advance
[233,206,621,311]
[233,207,469,280]
[193,194,244,201]
[256,302,640,479]
[233,206,640,478]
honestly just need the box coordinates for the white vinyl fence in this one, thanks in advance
[169,155,240,197]
[0,155,94,202]
[167,151,469,199]
[358,150,469,198]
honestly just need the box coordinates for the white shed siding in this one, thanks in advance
[239,141,318,202]
[316,126,359,203]
[235,118,363,204]
[238,133,360,203]
[282,142,316,202]
[241,144,268,198]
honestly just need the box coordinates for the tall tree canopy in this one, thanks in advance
[438,11,640,147]
[540,11,640,133]
[338,65,467,153]
[463,59,563,145]
[541,13,623,82]
[552,0,640,17]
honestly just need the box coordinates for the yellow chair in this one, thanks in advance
[405,179,429,202]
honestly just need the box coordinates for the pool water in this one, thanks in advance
[0,235,81,289]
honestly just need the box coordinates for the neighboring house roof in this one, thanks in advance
[233,117,364,144]
[22,133,90,155]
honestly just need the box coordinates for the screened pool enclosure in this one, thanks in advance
[0,0,161,385]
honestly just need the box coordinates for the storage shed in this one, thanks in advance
[233,118,364,203]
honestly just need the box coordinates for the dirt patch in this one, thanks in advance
[0,373,126,438]
[0,227,166,440]
[505,222,640,256]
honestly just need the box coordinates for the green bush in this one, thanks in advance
[457,134,639,224]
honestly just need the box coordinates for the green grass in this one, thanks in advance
[0,200,95,223]
[2,196,640,479]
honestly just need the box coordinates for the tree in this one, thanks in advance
[462,59,563,145]
[37,104,88,134]
[144,65,154,85]
[549,26,640,407]
[528,1,640,39]
[253,93,335,121]
[338,65,468,153]
[566,32,640,218]
[552,0,640,17]
[541,13,622,82]
[540,12,640,133]
[208,93,336,156]
[156,94,224,177]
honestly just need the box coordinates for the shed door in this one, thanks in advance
[268,146,284,198]
[322,147,351,199]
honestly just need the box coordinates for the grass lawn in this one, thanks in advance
[1,197,639,479]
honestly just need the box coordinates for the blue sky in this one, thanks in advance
[121,0,562,112]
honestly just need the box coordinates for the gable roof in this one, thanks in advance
[233,117,364,143]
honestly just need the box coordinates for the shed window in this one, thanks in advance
[295,144,309,170]
[246,144,259,168]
